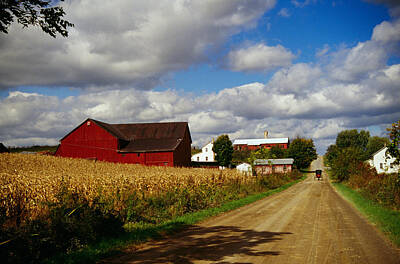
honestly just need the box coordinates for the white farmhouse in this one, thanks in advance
[368,147,399,174]
[191,141,215,162]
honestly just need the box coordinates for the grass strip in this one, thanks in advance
[332,182,400,247]
[47,175,306,264]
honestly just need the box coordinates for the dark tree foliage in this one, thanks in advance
[324,144,338,166]
[387,120,400,165]
[330,147,361,182]
[366,136,390,158]
[0,0,74,37]
[212,134,233,167]
[269,145,286,159]
[336,129,370,151]
[288,137,317,169]
[232,149,251,164]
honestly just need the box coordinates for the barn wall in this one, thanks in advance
[255,164,292,175]
[173,128,191,167]
[55,121,119,162]
[235,143,288,151]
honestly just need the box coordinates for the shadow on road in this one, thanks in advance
[107,225,291,263]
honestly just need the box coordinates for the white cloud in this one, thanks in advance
[278,8,291,17]
[227,43,295,72]
[291,0,316,8]
[0,0,276,90]
[0,18,399,155]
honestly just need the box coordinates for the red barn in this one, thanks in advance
[254,158,294,175]
[55,118,192,167]
[233,138,289,151]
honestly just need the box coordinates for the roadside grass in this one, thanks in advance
[46,175,306,264]
[332,182,400,247]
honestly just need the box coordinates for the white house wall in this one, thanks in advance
[191,142,215,162]
[371,147,399,174]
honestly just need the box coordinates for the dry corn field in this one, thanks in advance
[0,153,253,223]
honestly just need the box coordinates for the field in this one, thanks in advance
[0,153,301,263]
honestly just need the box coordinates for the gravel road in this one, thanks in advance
[104,157,400,263]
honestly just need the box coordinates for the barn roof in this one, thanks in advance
[61,118,191,152]
[233,138,289,146]
[0,143,9,153]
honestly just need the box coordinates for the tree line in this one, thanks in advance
[325,120,399,182]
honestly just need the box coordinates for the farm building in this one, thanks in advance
[236,163,252,176]
[55,118,192,167]
[191,141,215,162]
[253,158,294,175]
[368,147,399,174]
[0,143,9,153]
[233,138,289,151]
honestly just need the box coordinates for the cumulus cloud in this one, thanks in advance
[226,43,295,72]
[0,18,399,154]
[0,0,276,90]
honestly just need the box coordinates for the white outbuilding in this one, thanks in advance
[191,141,215,162]
[368,147,399,174]
[236,163,252,176]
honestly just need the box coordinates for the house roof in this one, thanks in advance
[254,158,294,165]
[61,118,191,152]
[233,138,289,146]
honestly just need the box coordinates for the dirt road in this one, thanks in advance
[105,157,400,263]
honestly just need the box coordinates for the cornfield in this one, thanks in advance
[0,153,252,224]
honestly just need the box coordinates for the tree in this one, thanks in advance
[336,129,370,160]
[288,137,318,169]
[330,147,361,182]
[387,120,400,165]
[324,144,338,167]
[269,145,286,159]
[0,0,74,37]
[212,135,233,167]
[366,136,390,158]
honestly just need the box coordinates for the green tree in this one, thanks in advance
[325,144,338,167]
[336,129,370,159]
[247,147,270,166]
[387,120,400,165]
[232,149,251,164]
[330,147,361,182]
[366,136,390,158]
[288,137,318,169]
[212,135,233,167]
[0,0,74,37]
[269,145,286,159]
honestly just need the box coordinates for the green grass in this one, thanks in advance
[46,175,306,264]
[332,182,400,247]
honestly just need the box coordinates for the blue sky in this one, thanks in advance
[0,0,399,153]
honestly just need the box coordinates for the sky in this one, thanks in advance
[0,0,399,154]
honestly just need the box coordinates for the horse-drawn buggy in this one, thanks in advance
[315,169,322,180]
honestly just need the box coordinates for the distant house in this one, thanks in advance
[191,141,215,162]
[253,158,294,175]
[55,118,192,167]
[368,147,399,174]
[0,143,9,153]
[236,163,252,176]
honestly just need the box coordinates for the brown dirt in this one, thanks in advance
[102,157,400,263]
